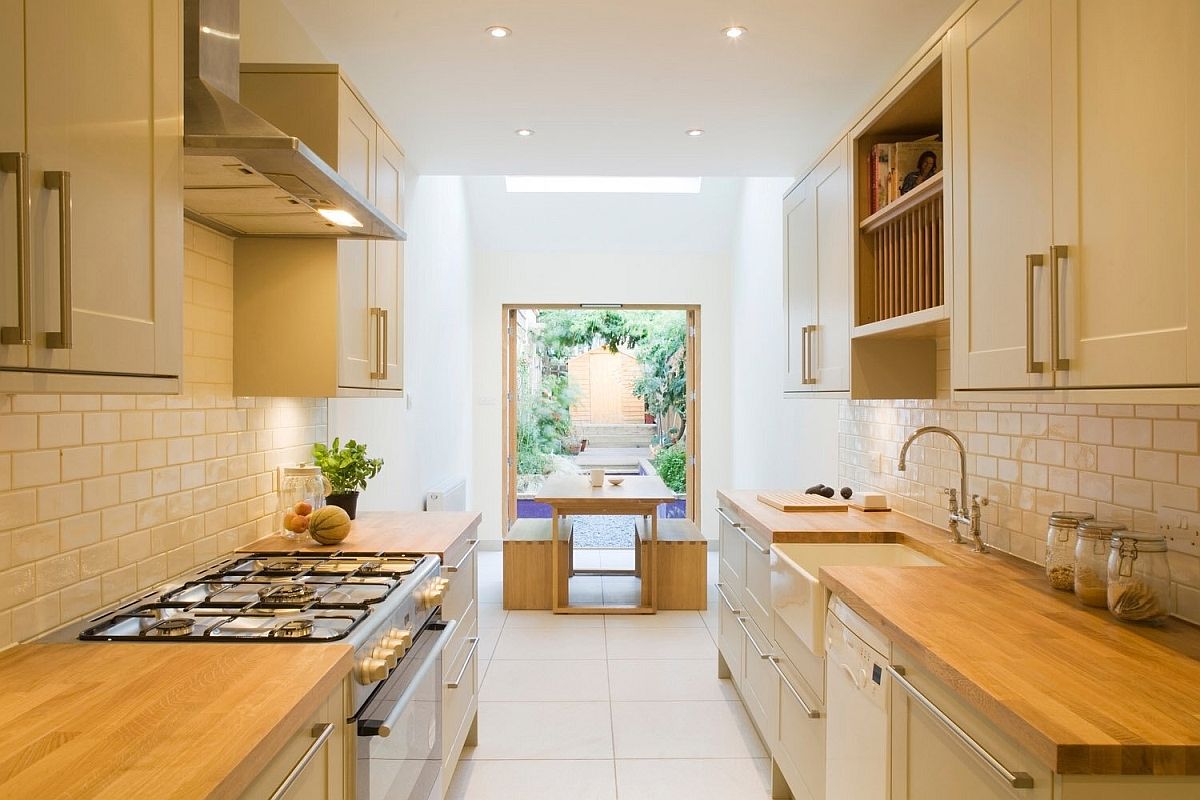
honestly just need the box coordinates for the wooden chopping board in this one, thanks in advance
[757,491,849,512]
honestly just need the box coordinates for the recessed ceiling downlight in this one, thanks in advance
[515,128,535,137]
[723,25,748,39]
[486,26,512,38]
[686,129,705,137]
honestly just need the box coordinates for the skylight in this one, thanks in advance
[504,176,703,194]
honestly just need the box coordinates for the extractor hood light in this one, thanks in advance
[723,25,748,39]
[486,26,512,38]
[317,208,363,228]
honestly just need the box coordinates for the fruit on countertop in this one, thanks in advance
[840,487,853,499]
[310,505,352,544]
[284,511,310,534]
[294,501,313,516]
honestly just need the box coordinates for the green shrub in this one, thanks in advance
[653,445,687,493]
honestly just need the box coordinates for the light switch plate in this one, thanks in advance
[1157,506,1200,555]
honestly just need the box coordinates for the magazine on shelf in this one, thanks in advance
[868,135,942,214]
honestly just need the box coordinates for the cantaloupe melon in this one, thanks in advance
[309,505,352,544]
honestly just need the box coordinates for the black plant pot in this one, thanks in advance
[326,491,360,520]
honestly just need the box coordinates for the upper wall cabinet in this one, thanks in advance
[233,65,405,397]
[0,0,182,393]
[951,0,1200,396]
[784,139,851,395]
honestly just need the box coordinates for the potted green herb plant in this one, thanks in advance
[312,438,384,520]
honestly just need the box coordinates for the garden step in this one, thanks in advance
[574,423,657,448]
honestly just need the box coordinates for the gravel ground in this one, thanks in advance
[571,515,639,549]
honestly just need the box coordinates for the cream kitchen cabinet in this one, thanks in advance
[441,533,480,798]
[784,139,851,395]
[951,0,1200,394]
[0,0,182,393]
[233,65,405,397]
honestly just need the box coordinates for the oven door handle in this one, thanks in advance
[374,618,459,737]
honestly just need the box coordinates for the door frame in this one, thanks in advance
[502,303,701,536]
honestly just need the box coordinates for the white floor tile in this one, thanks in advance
[603,610,704,628]
[610,701,766,759]
[504,610,604,628]
[607,659,738,702]
[478,579,504,604]
[464,701,614,760]
[477,603,508,630]
[614,758,772,800]
[492,626,607,660]
[447,760,617,800]
[477,627,501,661]
[481,659,609,702]
[566,576,604,604]
[605,627,716,660]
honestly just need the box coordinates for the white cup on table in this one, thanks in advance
[590,468,605,487]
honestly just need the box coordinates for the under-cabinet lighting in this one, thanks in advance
[317,208,363,227]
[504,176,703,194]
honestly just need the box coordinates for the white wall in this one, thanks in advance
[730,178,840,488]
[471,251,733,541]
[329,175,474,512]
[240,0,329,63]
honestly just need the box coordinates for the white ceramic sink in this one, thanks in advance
[770,542,944,655]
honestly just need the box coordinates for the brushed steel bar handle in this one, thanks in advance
[1050,244,1070,371]
[43,171,72,349]
[1025,254,1044,374]
[715,506,768,554]
[268,722,335,800]
[714,506,741,530]
[888,665,1034,790]
[0,153,31,345]
[443,539,479,573]
[769,656,821,718]
[377,618,459,737]
[736,615,771,659]
[803,324,818,384]
[446,637,479,689]
[380,306,389,380]
[368,307,384,379]
[799,322,808,385]
[714,582,742,614]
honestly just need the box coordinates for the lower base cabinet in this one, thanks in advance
[440,534,481,798]
[239,682,349,800]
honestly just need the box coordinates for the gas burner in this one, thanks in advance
[257,583,315,605]
[358,561,384,575]
[259,558,304,575]
[270,618,314,639]
[148,617,195,637]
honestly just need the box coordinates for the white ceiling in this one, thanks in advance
[464,177,743,254]
[280,0,960,176]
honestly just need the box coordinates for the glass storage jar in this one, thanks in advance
[1045,511,1093,591]
[1074,520,1123,607]
[1107,531,1171,625]
[278,464,331,539]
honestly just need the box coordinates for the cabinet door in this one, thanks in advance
[950,0,1055,390]
[717,510,745,594]
[813,140,851,392]
[738,614,779,743]
[0,0,27,369]
[742,528,774,640]
[1053,0,1200,387]
[26,0,181,377]
[373,130,404,391]
[336,84,377,390]
[783,179,817,393]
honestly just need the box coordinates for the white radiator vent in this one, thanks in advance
[425,477,467,512]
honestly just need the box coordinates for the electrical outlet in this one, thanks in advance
[1157,506,1200,556]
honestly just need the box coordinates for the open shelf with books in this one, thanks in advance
[851,47,947,338]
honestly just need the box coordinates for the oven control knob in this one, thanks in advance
[421,578,450,609]
[380,633,411,659]
[371,645,398,669]
[357,657,390,685]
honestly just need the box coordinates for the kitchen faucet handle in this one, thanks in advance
[943,487,958,511]
[971,494,989,509]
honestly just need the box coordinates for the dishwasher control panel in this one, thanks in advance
[826,607,889,710]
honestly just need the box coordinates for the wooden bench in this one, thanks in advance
[502,518,573,610]
[636,517,708,610]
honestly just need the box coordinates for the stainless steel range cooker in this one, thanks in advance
[47,551,458,800]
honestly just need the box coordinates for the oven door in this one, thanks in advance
[356,617,459,800]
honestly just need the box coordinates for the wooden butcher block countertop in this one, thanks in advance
[0,642,353,799]
[241,510,482,558]
[718,488,1200,775]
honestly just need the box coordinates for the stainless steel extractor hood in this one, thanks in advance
[182,0,405,240]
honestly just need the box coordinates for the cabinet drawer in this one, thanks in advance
[443,608,480,762]
[237,685,346,800]
[716,582,744,689]
[742,528,774,640]
[774,654,825,800]
[773,615,825,705]
[738,613,778,743]
[441,537,478,622]
[717,509,746,597]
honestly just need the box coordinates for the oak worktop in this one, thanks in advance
[0,642,352,799]
[718,488,1200,775]
[241,510,482,558]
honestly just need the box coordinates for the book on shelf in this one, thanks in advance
[868,135,943,214]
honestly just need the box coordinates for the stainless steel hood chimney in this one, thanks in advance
[182,0,405,240]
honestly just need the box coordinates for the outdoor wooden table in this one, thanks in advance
[535,474,676,614]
